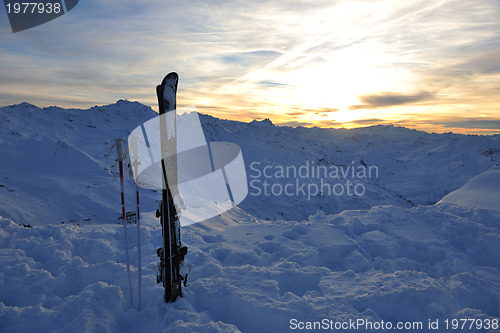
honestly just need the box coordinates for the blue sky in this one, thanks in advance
[1,0,499,133]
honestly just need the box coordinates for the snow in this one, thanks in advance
[438,167,500,212]
[1,101,500,332]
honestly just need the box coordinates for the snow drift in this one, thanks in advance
[438,167,500,212]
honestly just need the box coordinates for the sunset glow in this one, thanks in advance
[1,0,499,134]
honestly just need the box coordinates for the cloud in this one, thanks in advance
[314,107,339,114]
[349,91,435,110]
[347,118,386,125]
[258,81,289,87]
[431,119,500,130]
[277,120,316,127]
[286,111,307,116]
[279,107,340,118]
[458,49,500,75]
[222,50,282,64]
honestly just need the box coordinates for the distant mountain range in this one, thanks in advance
[1,100,499,224]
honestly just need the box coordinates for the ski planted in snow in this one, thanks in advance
[155,72,188,303]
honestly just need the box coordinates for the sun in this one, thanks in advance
[272,42,410,118]
[213,37,417,127]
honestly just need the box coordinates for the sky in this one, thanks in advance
[0,0,499,134]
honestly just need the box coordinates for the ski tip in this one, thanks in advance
[157,72,179,114]
[161,72,179,85]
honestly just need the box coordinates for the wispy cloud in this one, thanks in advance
[347,118,387,125]
[431,118,500,130]
[0,0,499,133]
[349,91,434,110]
[278,120,317,127]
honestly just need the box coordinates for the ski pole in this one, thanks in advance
[135,181,141,311]
[115,138,134,307]
[129,136,142,311]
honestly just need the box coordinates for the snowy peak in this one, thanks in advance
[250,118,274,127]
[10,101,41,109]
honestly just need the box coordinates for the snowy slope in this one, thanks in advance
[1,101,500,332]
[438,167,500,212]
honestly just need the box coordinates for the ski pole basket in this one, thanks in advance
[125,211,137,224]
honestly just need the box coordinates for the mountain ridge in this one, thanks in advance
[1,100,499,224]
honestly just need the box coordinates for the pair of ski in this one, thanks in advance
[155,72,188,303]
[111,73,187,305]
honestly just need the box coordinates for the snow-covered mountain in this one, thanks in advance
[0,101,159,225]
[1,101,499,332]
[1,101,499,224]
[200,114,500,221]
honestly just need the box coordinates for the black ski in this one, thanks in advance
[155,72,187,303]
